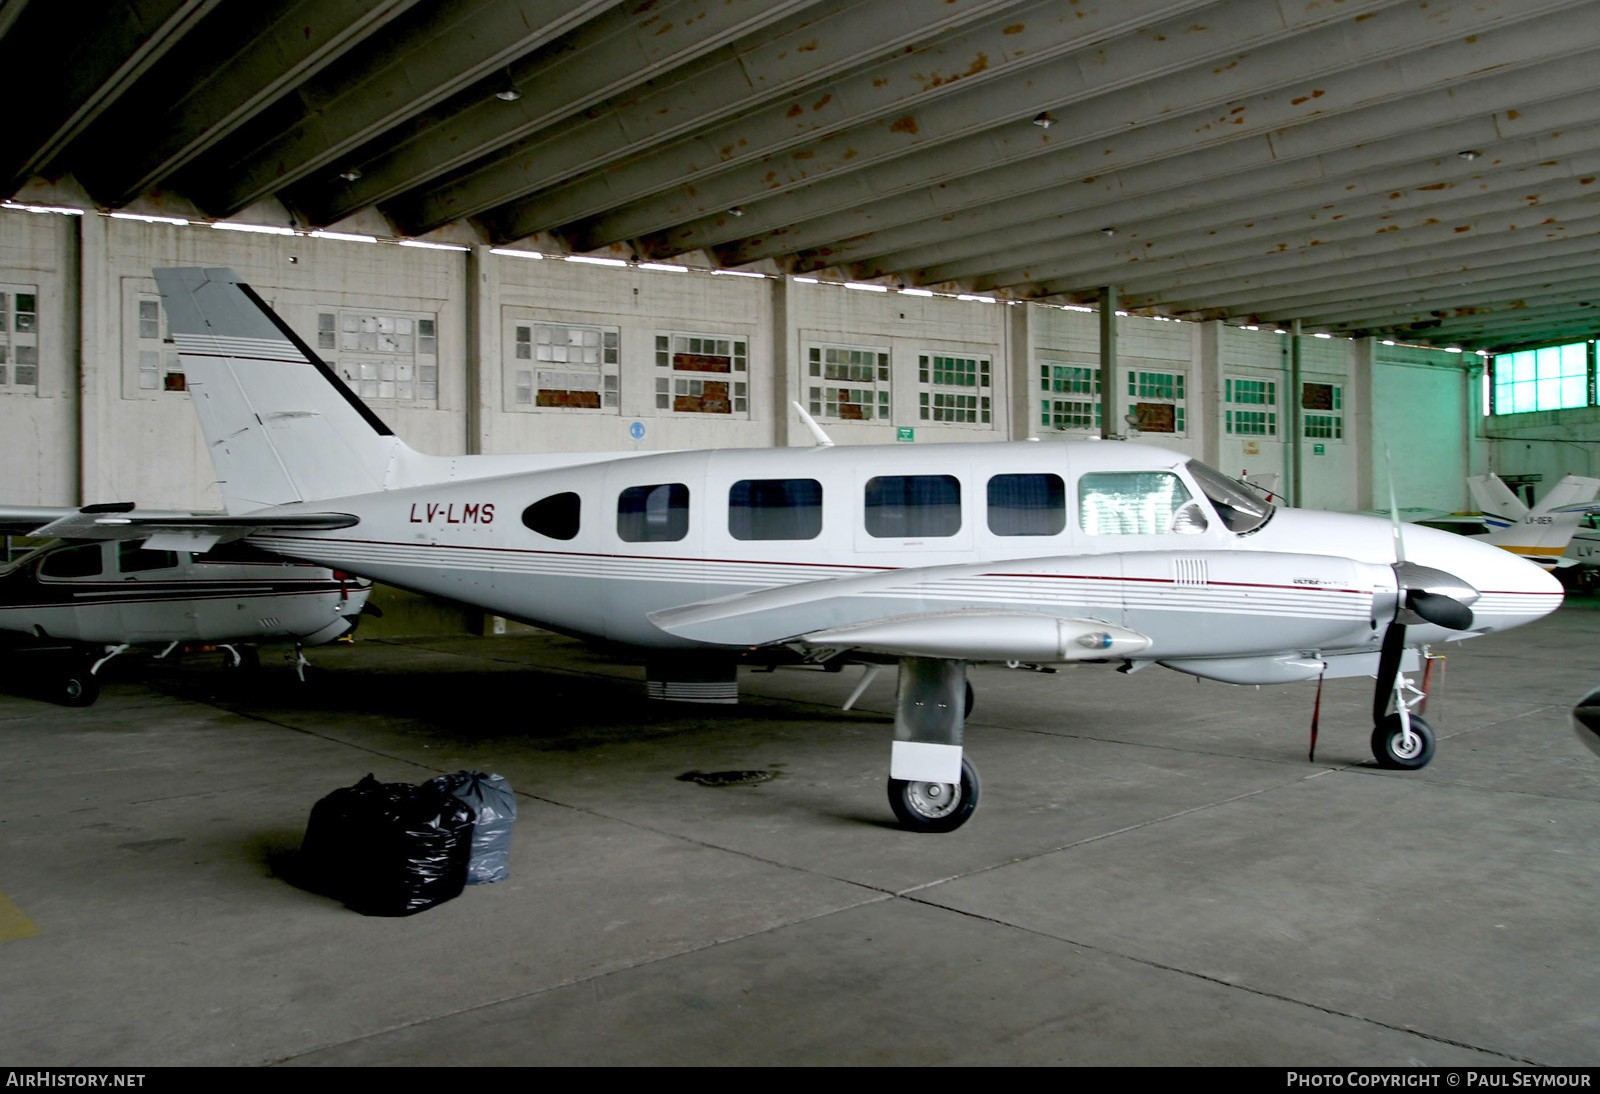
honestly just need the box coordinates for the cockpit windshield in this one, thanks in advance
[1185,460,1275,534]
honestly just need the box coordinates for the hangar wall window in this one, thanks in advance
[0,284,39,393]
[656,331,748,415]
[728,479,822,541]
[806,342,889,421]
[508,321,619,411]
[1127,370,1185,433]
[321,308,438,406]
[865,475,962,539]
[987,474,1066,536]
[1224,377,1277,436]
[1039,363,1100,432]
[1301,382,1343,440]
[1079,472,1196,535]
[618,483,689,542]
[1491,343,1591,414]
[119,288,186,398]
[919,352,991,425]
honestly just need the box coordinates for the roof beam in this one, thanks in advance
[977,161,1600,295]
[72,0,420,208]
[290,0,824,228]
[633,0,1595,260]
[1151,232,1600,317]
[0,0,219,196]
[530,0,1240,248]
[391,0,1041,238]
[186,0,620,219]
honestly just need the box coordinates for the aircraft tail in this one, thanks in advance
[1467,472,1528,524]
[154,268,412,514]
[1483,473,1600,564]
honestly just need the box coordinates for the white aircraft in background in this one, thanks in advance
[1464,471,1600,573]
[0,509,370,705]
[138,267,1562,832]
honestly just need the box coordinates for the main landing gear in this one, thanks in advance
[887,657,980,833]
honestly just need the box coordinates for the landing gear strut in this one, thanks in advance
[1371,643,1437,770]
[887,657,980,832]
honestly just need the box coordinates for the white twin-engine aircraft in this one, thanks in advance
[146,267,1562,832]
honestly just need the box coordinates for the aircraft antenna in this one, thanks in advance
[792,402,835,447]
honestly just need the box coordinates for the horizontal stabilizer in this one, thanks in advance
[0,504,357,544]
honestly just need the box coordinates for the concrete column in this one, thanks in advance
[1196,320,1223,466]
[1289,319,1303,507]
[1007,300,1033,439]
[76,212,108,504]
[1099,286,1117,439]
[771,276,792,446]
[464,245,498,455]
[1351,336,1375,512]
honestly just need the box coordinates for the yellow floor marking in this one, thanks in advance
[0,891,40,941]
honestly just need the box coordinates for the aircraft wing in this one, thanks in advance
[0,503,357,552]
[647,558,1150,662]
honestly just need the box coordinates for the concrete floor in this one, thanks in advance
[1,605,1597,1066]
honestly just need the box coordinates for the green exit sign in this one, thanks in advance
[896,427,915,442]
[1313,443,1326,455]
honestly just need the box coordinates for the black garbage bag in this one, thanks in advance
[298,773,477,917]
[428,771,516,884]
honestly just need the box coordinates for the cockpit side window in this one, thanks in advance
[39,543,104,579]
[1184,459,1275,534]
[1078,472,1202,535]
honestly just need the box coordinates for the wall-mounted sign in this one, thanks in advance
[1313,443,1326,455]
[897,427,915,442]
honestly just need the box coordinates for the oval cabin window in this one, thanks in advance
[522,492,581,540]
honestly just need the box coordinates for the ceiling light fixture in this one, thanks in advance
[1457,149,1481,160]
[728,206,746,218]
[1032,112,1055,129]
[1101,226,1117,236]
[338,167,362,182]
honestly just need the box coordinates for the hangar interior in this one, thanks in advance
[1,0,1598,1069]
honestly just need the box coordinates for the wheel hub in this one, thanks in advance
[906,780,961,820]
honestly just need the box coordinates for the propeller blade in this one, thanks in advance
[1406,590,1474,631]
[1373,621,1407,726]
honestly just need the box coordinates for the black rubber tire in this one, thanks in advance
[888,756,980,833]
[56,668,99,707]
[1371,713,1435,770]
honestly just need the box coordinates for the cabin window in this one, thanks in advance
[522,492,581,540]
[617,483,689,543]
[118,543,179,573]
[729,479,822,541]
[39,544,103,579]
[1079,472,1202,535]
[864,475,961,539]
[987,474,1065,536]
[1040,363,1100,432]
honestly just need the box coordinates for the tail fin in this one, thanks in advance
[154,268,410,514]
[1484,474,1600,564]
[1467,472,1528,525]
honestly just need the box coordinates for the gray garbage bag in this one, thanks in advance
[430,770,516,884]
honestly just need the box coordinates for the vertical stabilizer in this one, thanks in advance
[1467,472,1528,524]
[154,268,410,513]
[1484,474,1600,564]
